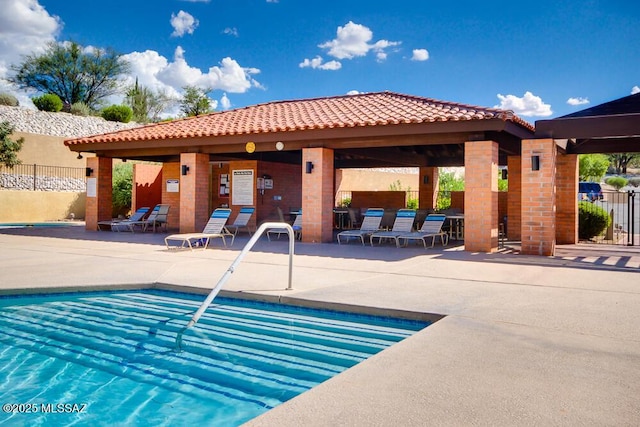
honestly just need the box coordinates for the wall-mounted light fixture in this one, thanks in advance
[77,153,83,160]
[305,161,314,174]
[422,176,429,184]
[85,167,93,177]
[276,141,284,151]
[181,165,190,176]
[531,155,540,171]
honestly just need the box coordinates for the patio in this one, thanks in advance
[1,226,639,425]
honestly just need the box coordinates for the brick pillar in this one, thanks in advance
[556,152,578,244]
[85,157,112,231]
[162,162,180,231]
[507,155,522,240]
[418,166,439,210]
[464,140,499,252]
[179,153,210,233]
[302,147,334,243]
[521,138,556,255]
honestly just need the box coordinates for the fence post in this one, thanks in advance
[628,191,636,246]
[33,163,37,191]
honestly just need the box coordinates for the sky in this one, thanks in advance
[0,0,638,120]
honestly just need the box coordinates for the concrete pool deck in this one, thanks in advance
[1,225,639,425]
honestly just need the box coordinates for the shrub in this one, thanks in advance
[578,201,611,240]
[628,177,640,188]
[32,93,63,112]
[112,162,133,217]
[101,105,133,123]
[70,102,91,117]
[605,176,628,190]
[0,93,19,106]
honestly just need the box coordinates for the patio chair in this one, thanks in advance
[369,209,416,247]
[164,208,233,250]
[397,214,449,248]
[336,208,384,245]
[225,207,256,237]
[131,204,170,233]
[267,213,302,241]
[97,207,150,232]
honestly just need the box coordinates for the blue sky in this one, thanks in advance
[1,0,638,119]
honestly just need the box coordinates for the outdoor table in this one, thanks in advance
[447,214,464,240]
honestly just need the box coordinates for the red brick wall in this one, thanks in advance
[464,140,499,252]
[162,162,180,231]
[85,157,112,231]
[351,191,406,209]
[556,153,578,244]
[450,191,464,211]
[257,161,302,224]
[521,138,556,255]
[507,155,522,240]
[302,148,334,243]
[133,164,162,211]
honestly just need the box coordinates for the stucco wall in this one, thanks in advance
[0,190,85,222]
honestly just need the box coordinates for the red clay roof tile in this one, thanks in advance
[64,91,533,146]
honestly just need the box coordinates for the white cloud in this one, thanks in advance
[494,91,553,117]
[220,93,231,110]
[299,56,342,71]
[170,10,199,37]
[0,0,61,105]
[318,21,400,61]
[223,27,239,37]
[411,48,429,61]
[632,86,640,95]
[346,90,361,95]
[567,97,589,106]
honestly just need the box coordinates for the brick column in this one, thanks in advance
[179,153,210,233]
[464,140,499,252]
[162,162,180,231]
[418,166,439,210]
[506,155,522,240]
[302,147,334,243]
[85,156,112,231]
[556,152,578,244]
[521,138,556,255]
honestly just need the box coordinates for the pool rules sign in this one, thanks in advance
[232,170,254,205]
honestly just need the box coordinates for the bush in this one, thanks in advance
[112,162,133,217]
[101,105,133,123]
[32,93,63,112]
[578,201,611,240]
[605,176,628,190]
[0,93,19,106]
[628,177,640,188]
[70,102,91,116]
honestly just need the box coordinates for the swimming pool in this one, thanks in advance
[0,289,431,426]
[0,222,81,229]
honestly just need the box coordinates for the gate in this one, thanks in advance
[585,191,639,246]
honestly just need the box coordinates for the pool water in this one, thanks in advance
[0,290,430,426]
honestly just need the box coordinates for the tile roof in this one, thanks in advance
[64,91,534,146]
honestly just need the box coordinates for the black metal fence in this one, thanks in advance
[582,190,639,246]
[0,164,86,192]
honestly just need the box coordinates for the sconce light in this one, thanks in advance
[181,165,190,176]
[422,176,429,184]
[77,153,83,160]
[501,169,508,180]
[276,141,284,151]
[85,167,93,177]
[305,161,314,174]
[531,155,540,171]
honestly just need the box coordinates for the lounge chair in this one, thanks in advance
[225,207,256,237]
[128,204,170,233]
[336,208,384,245]
[267,213,302,241]
[397,214,449,248]
[164,208,233,250]
[97,207,150,232]
[369,209,416,247]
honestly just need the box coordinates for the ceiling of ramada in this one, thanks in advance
[65,91,535,168]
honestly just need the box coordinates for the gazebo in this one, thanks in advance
[66,91,540,253]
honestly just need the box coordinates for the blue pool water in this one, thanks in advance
[0,290,430,426]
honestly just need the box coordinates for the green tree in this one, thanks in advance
[608,153,638,175]
[179,85,212,117]
[125,79,173,123]
[112,162,133,216]
[579,154,609,182]
[437,170,464,210]
[11,41,130,110]
[0,121,24,168]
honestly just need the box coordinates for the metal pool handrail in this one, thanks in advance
[175,222,295,349]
